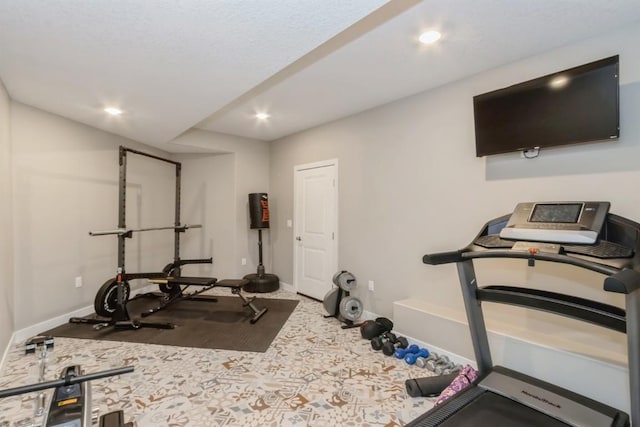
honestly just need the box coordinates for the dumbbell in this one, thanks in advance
[371,332,397,351]
[395,344,420,359]
[415,352,439,368]
[405,348,429,365]
[382,335,409,356]
[425,355,454,372]
[440,364,463,376]
[428,355,461,375]
[25,335,54,354]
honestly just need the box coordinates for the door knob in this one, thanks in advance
[296,236,302,241]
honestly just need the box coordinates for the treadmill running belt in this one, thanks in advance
[438,391,569,427]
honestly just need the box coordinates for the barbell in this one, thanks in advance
[89,224,202,236]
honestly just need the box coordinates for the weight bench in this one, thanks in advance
[144,277,268,324]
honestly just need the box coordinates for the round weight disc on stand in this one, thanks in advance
[323,287,339,315]
[339,296,363,321]
[337,272,356,291]
[332,271,345,287]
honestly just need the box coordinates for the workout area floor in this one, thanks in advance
[0,288,435,426]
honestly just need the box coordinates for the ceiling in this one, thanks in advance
[1,1,640,153]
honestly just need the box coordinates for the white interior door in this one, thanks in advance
[294,160,338,300]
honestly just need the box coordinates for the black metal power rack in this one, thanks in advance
[71,146,212,330]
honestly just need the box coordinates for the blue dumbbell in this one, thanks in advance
[395,344,420,359]
[405,348,430,365]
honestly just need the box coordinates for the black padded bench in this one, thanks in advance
[216,279,268,324]
[143,277,268,324]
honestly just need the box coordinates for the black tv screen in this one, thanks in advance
[473,55,619,157]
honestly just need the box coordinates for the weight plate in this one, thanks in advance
[161,263,176,275]
[332,271,344,287]
[94,278,130,318]
[339,296,363,321]
[323,287,339,315]
[337,271,356,291]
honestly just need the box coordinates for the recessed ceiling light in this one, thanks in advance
[419,30,442,44]
[255,112,270,121]
[104,107,123,116]
[549,75,570,89]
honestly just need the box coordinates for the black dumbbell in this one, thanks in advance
[360,317,394,340]
[382,335,409,356]
[25,335,54,354]
[371,332,397,351]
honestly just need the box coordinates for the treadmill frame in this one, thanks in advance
[420,212,640,425]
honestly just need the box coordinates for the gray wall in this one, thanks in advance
[0,80,13,353]
[10,103,179,329]
[172,129,272,279]
[270,24,640,346]
[175,152,236,279]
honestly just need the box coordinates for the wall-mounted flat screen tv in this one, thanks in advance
[473,55,619,157]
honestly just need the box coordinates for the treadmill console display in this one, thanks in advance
[529,203,582,223]
[500,202,610,244]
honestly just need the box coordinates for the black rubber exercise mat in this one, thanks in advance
[42,295,299,353]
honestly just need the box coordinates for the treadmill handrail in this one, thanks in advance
[422,250,464,265]
[478,285,627,333]
[604,268,640,294]
[424,249,619,278]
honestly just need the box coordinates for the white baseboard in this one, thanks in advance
[14,305,95,344]
[13,283,159,345]
[360,310,474,368]
[279,281,295,293]
[362,310,378,321]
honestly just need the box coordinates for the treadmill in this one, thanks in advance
[408,202,639,427]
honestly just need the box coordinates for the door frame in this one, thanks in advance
[293,159,339,295]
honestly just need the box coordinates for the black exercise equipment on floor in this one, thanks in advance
[243,193,280,293]
[0,365,134,426]
[360,317,394,340]
[409,201,638,427]
[143,278,268,324]
[70,146,216,330]
[91,258,214,319]
[140,276,219,317]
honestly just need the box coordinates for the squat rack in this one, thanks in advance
[72,146,211,330]
[114,146,189,279]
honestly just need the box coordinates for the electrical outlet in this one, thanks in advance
[75,276,83,288]
[368,280,375,291]
[241,258,247,265]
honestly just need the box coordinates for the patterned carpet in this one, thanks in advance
[0,289,436,426]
